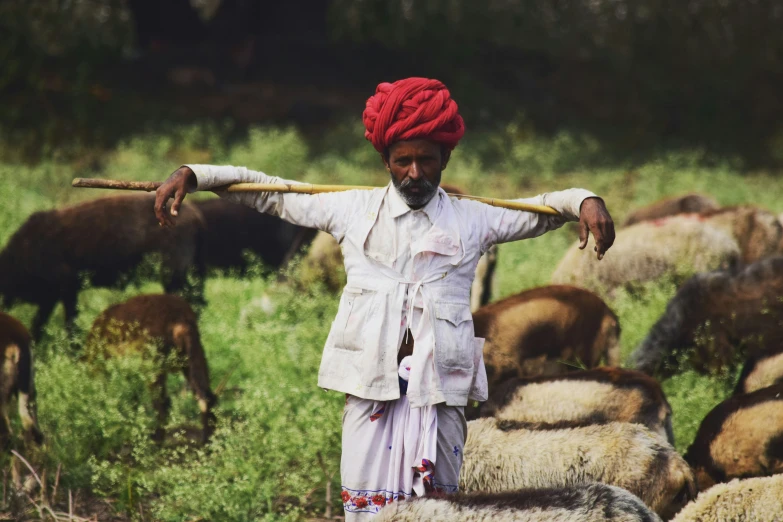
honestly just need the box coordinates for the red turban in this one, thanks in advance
[363,77,465,154]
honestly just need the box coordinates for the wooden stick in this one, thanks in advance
[71,177,561,216]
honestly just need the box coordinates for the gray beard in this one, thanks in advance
[391,175,439,209]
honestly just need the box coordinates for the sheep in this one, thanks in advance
[472,285,621,393]
[297,183,498,310]
[733,350,783,395]
[0,312,43,450]
[87,294,217,443]
[478,367,674,443]
[194,198,317,274]
[670,474,783,522]
[0,194,207,340]
[460,418,696,519]
[683,382,783,491]
[699,206,783,264]
[551,215,740,297]
[623,193,720,227]
[374,483,662,522]
[296,231,347,292]
[629,255,783,378]
[471,244,498,313]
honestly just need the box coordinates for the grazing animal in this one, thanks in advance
[298,183,499,310]
[471,244,498,313]
[697,206,783,264]
[478,368,674,443]
[670,474,783,522]
[194,199,317,274]
[683,382,783,490]
[460,419,696,519]
[0,312,43,450]
[733,350,783,395]
[551,215,740,297]
[472,285,620,392]
[87,294,217,443]
[623,193,720,226]
[375,483,662,522]
[629,255,783,378]
[0,195,207,340]
[297,231,347,292]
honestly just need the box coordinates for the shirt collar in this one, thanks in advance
[387,182,442,220]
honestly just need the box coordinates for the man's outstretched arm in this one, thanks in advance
[474,188,615,260]
[154,165,358,239]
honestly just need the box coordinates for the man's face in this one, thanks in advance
[383,139,450,209]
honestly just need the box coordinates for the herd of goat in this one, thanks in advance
[1,188,782,520]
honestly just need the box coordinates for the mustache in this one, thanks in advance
[400,177,434,190]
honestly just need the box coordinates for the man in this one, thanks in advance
[154,77,615,519]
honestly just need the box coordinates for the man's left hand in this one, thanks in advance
[578,197,616,260]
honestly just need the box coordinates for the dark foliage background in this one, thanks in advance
[3,0,783,165]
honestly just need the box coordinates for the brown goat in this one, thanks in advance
[623,193,719,226]
[478,368,674,443]
[87,295,217,443]
[733,349,783,395]
[473,285,621,393]
[0,195,207,340]
[630,255,783,378]
[684,382,783,490]
[0,312,43,450]
[195,198,317,274]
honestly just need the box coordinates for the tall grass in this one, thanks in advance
[1,123,782,519]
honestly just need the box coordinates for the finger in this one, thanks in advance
[155,184,175,228]
[578,220,589,250]
[603,220,616,249]
[598,220,615,260]
[170,188,185,219]
[591,224,605,260]
[154,187,168,227]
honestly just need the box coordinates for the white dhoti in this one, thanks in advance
[340,357,467,520]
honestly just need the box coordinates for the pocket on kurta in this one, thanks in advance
[433,301,474,371]
[334,287,377,352]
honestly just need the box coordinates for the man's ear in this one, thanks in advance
[441,149,451,171]
[380,152,391,172]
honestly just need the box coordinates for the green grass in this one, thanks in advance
[1,123,782,520]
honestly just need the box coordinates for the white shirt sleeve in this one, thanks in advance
[472,188,600,252]
[184,164,360,241]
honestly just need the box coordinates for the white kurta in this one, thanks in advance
[188,163,597,407]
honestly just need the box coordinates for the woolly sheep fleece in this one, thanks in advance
[375,483,662,522]
[459,419,694,518]
[671,474,783,521]
[480,371,672,443]
[734,351,783,395]
[622,193,719,226]
[551,216,739,296]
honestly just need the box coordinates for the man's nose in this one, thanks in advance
[408,161,422,180]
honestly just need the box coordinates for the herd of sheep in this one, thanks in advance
[1,189,783,520]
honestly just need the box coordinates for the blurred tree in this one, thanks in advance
[1,0,782,164]
[328,0,783,162]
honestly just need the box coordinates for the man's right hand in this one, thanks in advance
[155,166,197,228]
